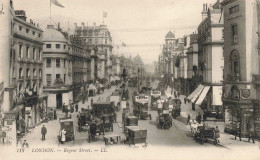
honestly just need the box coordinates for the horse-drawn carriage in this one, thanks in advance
[123,115,138,132]
[156,110,172,129]
[168,98,181,118]
[78,108,92,132]
[92,102,115,132]
[193,125,218,145]
[58,117,75,143]
[125,126,147,146]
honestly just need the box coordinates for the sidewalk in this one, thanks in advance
[176,93,259,149]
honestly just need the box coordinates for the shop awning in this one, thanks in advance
[212,86,223,106]
[191,85,205,103]
[187,84,204,101]
[195,86,211,105]
[4,105,23,115]
[187,84,202,100]
[88,84,97,91]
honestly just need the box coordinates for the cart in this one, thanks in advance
[88,120,105,143]
[125,126,147,146]
[58,117,75,142]
[124,116,138,132]
[104,134,122,145]
[193,126,218,145]
[150,90,161,110]
[156,110,172,129]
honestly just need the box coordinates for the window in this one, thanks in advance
[39,69,42,78]
[105,39,107,44]
[32,31,35,35]
[229,5,239,14]
[46,44,51,48]
[56,44,60,49]
[19,68,23,78]
[222,29,224,39]
[46,74,52,86]
[19,26,22,31]
[95,39,98,44]
[26,28,29,33]
[46,58,51,67]
[19,45,23,58]
[18,83,23,92]
[89,39,92,44]
[32,48,35,60]
[64,59,66,67]
[63,45,66,49]
[26,69,30,78]
[56,58,60,67]
[38,33,41,37]
[26,46,29,59]
[38,49,41,60]
[64,74,66,84]
[231,25,238,44]
[56,74,61,79]
[33,69,36,77]
[230,50,240,79]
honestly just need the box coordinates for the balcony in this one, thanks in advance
[226,73,240,82]
[252,74,260,87]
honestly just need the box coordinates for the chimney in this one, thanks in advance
[201,3,208,21]
[15,10,27,21]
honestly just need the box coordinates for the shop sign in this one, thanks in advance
[4,114,16,120]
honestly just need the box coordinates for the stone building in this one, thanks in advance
[0,0,47,146]
[221,0,259,137]
[188,1,224,118]
[74,23,113,82]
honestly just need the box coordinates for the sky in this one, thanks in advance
[13,0,216,64]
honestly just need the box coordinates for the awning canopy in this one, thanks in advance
[191,85,204,103]
[212,86,223,106]
[195,86,211,105]
[4,105,23,115]
[187,84,203,100]
[88,84,97,90]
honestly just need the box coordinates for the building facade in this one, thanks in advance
[0,1,47,146]
[188,1,224,118]
[74,23,113,82]
[221,0,259,137]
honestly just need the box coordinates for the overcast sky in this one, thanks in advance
[13,0,216,64]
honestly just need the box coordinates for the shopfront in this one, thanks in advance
[223,102,254,137]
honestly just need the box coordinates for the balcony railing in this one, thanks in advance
[252,74,260,82]
[226,73,240,82]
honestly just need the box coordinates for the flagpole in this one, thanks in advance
[50,0,51,24]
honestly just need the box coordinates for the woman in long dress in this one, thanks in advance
[60,128,67,144]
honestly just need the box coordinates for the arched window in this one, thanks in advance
[231,85,240,99]
[230,50,240,77]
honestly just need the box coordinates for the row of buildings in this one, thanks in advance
[157,0,260,138]
[0,0,142,146]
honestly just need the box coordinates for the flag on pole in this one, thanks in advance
[103,12,107,18]
[51,0,64,8]
[122,42,126,47]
